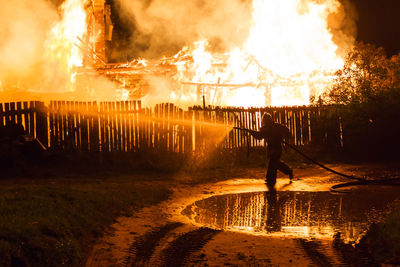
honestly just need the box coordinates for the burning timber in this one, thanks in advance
[76,54,188,99]
[77,49,335,107]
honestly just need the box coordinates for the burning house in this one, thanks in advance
[72,0,355,108]
[0,0,355,107]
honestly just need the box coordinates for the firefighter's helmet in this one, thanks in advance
[262,113,273,126]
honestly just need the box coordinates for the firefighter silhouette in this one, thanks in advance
[249,113,293,187]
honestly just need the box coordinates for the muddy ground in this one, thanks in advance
[86,163,400,266]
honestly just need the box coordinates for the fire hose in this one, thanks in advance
[233,127,400,193]
[282,141,400,193]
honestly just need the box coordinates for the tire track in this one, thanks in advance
[126,222,183,267]
[159,227,221,267]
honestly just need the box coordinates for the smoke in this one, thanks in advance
[141,75,177,107]
[328,0,358,57]
[0,0,57,89]
[0,0,119,102]
[115,0,253,59]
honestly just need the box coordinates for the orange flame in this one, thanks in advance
[45,0,88,88]
[171,0,347,107]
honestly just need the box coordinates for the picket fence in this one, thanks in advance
[0,101,343,153]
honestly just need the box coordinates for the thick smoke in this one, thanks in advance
[115,0,253,59]
[328,0,358,57]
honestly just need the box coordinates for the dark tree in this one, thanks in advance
[322,42,400,160]
[327,42,391,104]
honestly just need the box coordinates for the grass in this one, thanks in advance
[0,173,172,266]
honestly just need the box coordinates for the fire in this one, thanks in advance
[0,0,351,105]
[45,0,88,88]
[170,0,347,107]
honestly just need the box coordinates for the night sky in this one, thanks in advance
[108,0,400,60]
[352,0,400,56]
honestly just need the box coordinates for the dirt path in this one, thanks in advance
[86,164,394,266]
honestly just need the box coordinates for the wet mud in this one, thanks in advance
[298,239,336,267]
[126,222,183,266]
[124,224,221,267]
[160,227,221,267]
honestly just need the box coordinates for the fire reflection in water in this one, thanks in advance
[183,187,400,242]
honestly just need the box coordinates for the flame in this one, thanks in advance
[170,0,347,107]
[45,0,87,88]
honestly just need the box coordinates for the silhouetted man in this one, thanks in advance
[249,113,293,187]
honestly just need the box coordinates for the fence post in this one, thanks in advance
[91,102,100,152]
[35,101,48,148]
[0,103,3,128]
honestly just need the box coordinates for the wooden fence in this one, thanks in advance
[0,101,48,144]
[0,101,344,153]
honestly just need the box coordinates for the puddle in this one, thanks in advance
[183,186,400,242]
